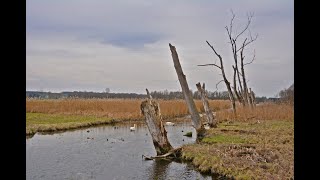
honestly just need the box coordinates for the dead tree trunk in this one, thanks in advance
[196,82,217,128]
[232,66,244,106]
[240,40,251,107]
[204,41,237,115]
[141,89,173,155]
[225,11,258,108]
[249,88,256,108]
[169,43,205,138]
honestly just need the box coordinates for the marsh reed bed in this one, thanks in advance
[26,98,230,119]
[26,98,293,136]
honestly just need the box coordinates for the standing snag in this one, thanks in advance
[199,41,237,115]
[140,89,173,155]
[169,43,205,139]
[196,82,217,128]
[199,11,258,113]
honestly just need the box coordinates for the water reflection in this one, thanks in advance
[148,159,171,180]
[26,122,212,180]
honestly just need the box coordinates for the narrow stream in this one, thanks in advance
[26,122,213,180]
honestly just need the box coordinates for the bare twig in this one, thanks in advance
[234,13,253,41]
[206,41,222,59]
[213,80,225,94]
[229,9,235,35]
[244,49,256,66]
[198,64,221,69]
[236,34,258,52]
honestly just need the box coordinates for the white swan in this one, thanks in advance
[130,124,137,131]
[165,122,175,126]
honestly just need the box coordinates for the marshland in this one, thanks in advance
[27,1,293,179]
[26,97,293,179]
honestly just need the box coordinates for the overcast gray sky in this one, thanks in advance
[26,0,293,97]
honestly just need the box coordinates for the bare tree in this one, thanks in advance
[199,11,258,111]
[198,41,237,114]
[226,11,257,108]
[169,43,205,138]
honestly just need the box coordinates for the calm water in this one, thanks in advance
[26,122,213,180]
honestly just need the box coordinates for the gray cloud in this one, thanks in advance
[26,0,293,97]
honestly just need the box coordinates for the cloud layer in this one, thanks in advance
[27,0,293,97]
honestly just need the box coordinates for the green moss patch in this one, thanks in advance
[26,113,113,135]
[202,134,246,144]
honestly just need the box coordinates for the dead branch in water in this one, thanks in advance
[142,147,182,160]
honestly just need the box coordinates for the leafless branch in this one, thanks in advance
[234,13,253,41]
[230,9,235,35]
[244,49,256,66]
[236,34,258,52]
[197,64,221,69]
[206,41,222,59]
[213,80,225,94]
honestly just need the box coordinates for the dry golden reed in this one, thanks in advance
[216,102,294,122]
[26,98,230,120]
[27,98,292,121]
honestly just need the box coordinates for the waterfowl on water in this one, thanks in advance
[130,124,137,131]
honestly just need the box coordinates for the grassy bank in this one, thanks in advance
[181,119,294,179]
[26,113,115,135]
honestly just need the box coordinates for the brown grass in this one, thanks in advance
[216,102,294,122]
[26,98,230,120]
[182,119,294,179]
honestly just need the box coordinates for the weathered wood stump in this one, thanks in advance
[196,82,217,128]
[140,90,173,155]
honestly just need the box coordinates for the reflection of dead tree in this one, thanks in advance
[169,43,205,139]
[196,82,217,128]
[145,156,171,180]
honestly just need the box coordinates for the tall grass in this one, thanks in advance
[26,98,230,120]
[26,98,293,121]
[216,102,294,121]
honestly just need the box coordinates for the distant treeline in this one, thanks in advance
[26,90,271,103]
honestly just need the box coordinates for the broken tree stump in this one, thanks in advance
[196,82,217,128]
[141,89,173,155]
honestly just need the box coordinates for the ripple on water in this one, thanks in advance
[26,122,212,180]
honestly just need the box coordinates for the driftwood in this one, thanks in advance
[142,147,182,160]
[141,89,173,155]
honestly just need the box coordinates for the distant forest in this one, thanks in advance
[26,90,271,103]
